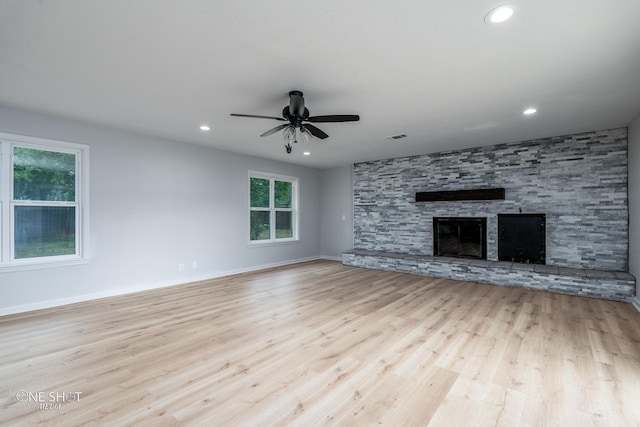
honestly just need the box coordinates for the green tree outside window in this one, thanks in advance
[249,174,296,242]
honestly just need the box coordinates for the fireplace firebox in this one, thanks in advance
[433,217,487,259]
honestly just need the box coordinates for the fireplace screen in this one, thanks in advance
[433,217,487,259]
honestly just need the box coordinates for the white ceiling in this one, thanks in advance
[1,1,639,169]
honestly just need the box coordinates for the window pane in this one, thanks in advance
[250,177,270,208]
[250,211,270,241]
[274,180,292,208]
[13,147,76,201]
[275,211,293,239]
[14,206,76,259]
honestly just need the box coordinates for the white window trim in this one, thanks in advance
[0,132,90,271]
[248,170,299,246]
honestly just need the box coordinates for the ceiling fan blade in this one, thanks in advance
[260,124,290,137]
[303,124,329,139]
[230,113,286,121]
[307,114,360,123]
[289,90,305,117]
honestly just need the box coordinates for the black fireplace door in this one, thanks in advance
[498,214,545,264]
[433,217,487,260]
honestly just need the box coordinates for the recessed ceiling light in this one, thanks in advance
[303,151,311,156]
[199,125,210,131]
[485,5,514,24]
[523,108,537,115]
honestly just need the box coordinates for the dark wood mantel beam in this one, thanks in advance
[415,188,505,202]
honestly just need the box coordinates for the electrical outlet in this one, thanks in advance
[192,261,197,269]
[178,263,185,271]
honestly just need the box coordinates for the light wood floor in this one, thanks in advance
[1,260,639,426]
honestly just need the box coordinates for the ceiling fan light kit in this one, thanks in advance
[283,126,296,143]
[231,90,360,154]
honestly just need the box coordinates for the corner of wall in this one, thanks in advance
[319,165,354,258]
[628,112,640,302]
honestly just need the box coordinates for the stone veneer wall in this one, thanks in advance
[353,128,629,272]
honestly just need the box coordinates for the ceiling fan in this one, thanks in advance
[230,90,360,153]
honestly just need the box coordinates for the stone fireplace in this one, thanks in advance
[344,127,635,301]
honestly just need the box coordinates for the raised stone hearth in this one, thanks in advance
[343,249,635,301]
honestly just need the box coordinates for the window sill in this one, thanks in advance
[248,239,301,248]
[0,258,90,273]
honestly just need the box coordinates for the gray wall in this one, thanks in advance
[353,128,629,271]
[628,113,640,300]
[320,165,354,259]
[0,106,321,313]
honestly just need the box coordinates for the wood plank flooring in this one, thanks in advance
[1,260,639,426]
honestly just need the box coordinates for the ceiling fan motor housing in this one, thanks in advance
[286,90,307,123]
[282,107,309,127]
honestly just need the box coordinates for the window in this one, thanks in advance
[0,133,89,269]
[249,172,298,243]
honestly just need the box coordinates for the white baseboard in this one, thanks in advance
[0,256,321,317]
[632,296,640,313]
[320,255,343,262]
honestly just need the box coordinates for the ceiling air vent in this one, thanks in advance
[386,134,407,140]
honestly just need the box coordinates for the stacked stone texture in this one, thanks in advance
[353,128,629,270]
[347,128,635,300]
